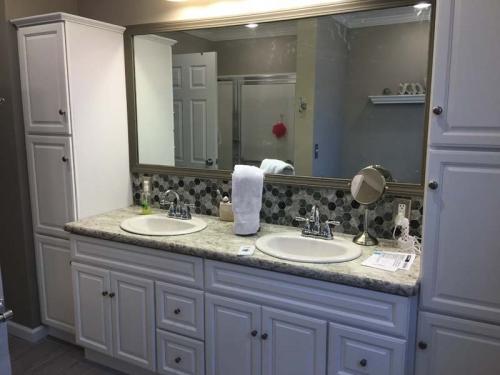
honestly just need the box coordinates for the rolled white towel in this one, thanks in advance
[259,159,295,176]
[232,165,264,235]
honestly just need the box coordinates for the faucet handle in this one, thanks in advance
[323,220,341,239]
[326,220,341,227]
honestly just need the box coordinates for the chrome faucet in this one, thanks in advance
[160,190,193,220]
[295,205,340,240]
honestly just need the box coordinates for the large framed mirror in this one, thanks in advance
[125,0,434,195]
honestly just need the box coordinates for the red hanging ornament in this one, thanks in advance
[272,121,287,138]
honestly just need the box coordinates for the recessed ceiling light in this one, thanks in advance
[245,23,259,29]
[414,2,431,10]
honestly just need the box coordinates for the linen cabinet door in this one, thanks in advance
[35,235,74,333]
[110,271,156,371]
[415,312,500,375]
[205,294,261,375]
[25,135,75,238]
[72,262,112,355]
[261,307,327,375]
[17,23,71,135]
[421,149,500,323]
[428,0,500,147]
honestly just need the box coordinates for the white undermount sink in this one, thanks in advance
[256,232,362,263]
[120,214,207,236]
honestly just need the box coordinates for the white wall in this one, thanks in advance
[134,34,176,166]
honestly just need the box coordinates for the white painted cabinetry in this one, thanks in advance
[13,13,131,336]
[17,23,71,135]
[70,236,416,375]
[418,1,500,373]
[26,136,75,238]
[72,263,156,371]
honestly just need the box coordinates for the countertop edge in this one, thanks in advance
[64,223,420,298]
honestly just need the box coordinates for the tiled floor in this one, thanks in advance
[8,335,123,375]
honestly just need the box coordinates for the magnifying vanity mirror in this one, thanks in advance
[350,165,390,245]
[125,1,433,195]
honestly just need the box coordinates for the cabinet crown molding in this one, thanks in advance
[10,12,125,33]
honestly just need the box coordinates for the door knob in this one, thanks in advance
[418,341,428,350]
[428,181,438,190]
[359,359,367,367]
[62,156,68,162]
[174,308,181,315]
[251,330,258,337]
[432,106,443,115]
[109,292,115,298]
[205,158,214,167]
[261,333,268,340]
[102,291,108,296]
[0,299,13,323]
[59,109,66,115]
[175,357,182,364]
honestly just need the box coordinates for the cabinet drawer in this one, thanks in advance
[205,260,412,337]
[71,236,203,289]
[328,323,405,375]
[156,282,204,340]
[157,330,205,375]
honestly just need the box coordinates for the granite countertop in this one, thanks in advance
[64,207,420,297]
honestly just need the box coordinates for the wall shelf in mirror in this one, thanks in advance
[369,94,425,104]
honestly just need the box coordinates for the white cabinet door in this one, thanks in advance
[262,307,327,375]
[205,294,261,375]
[415,312,500,375]
[34,235,74,333]
[72,262,112,355]
[328,323,405,375]
[26,135,75,238]
[17,23,71,135]
[428,0,500,147]
[421,149,500,323]
[110,271,155,371]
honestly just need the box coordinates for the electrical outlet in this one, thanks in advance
[393,198,412,222]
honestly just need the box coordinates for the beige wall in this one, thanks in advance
[77,0,339,26]
[5,0,77,18]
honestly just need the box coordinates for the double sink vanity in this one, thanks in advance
[65,206,419,375]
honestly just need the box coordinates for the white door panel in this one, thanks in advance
[35,235,74,333]
[429,0,500,147]
[421,149,500,323]
[262,307,327,375]
[416,312,500,375]
[205,294,261,375]
[17,23,70,134]
[111,271,156,371]
[173,52,218,169]
[26,135,76,238]
[72,263,112,355]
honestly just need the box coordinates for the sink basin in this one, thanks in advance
[255,232,362,263]
[120,215,207,236]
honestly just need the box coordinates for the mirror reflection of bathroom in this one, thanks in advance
[133,5,431,183]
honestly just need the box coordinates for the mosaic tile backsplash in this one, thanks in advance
[132,173,423,240]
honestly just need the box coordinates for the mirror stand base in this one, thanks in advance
[353,230,379,246]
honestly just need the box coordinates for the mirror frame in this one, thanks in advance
[124,0,436,196]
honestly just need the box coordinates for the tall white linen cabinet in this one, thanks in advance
[12,13,131,337]
[417,1,500,374]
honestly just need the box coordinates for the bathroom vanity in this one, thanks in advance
[65,208,419,375]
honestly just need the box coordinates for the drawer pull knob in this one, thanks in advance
[261,333,268,340]
[251,330,258,337]
[175,357,182,364]
[62,156,68,162]
[174,308,181,315]
[102,291,108,296]
[428,181,438,190]
[59,109,66,115]
[418,341,428,350]
[109,292,115,298]
[432,106,443,115]
[359,359,367,367]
